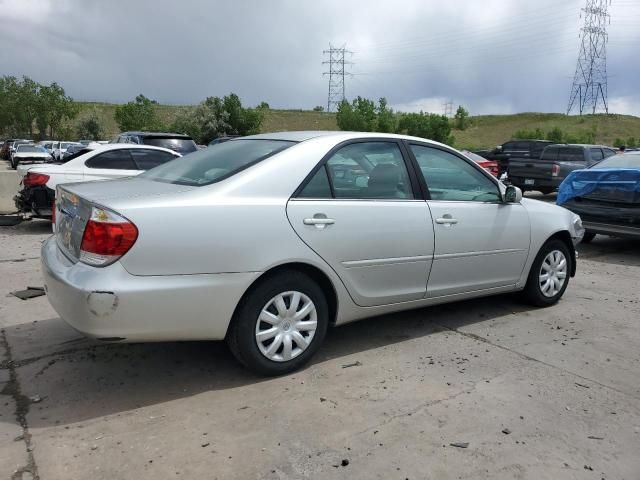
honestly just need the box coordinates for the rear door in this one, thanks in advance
[82,149,141,181]
[287,140,435,307]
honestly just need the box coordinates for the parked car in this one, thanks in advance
[37,141,58,155]
[488,139,553,174]
[1,139,19,160]
[10,144,53,169]
[461,150,499,177]
[62,143,96,160]
[112,131,198,155]
[557,151,640,242]
[42,131,583,375]
[208,135,241,146]
[8,139,33,162]
[508,144,617,194]
[14,144,180,219]
[52,141,82,161]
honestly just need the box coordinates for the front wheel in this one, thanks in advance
[521,239,572,307]
[226,271,329,376]
[581,231,596,244]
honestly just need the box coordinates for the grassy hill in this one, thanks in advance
[74,102,639,148]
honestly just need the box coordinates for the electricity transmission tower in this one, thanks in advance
[443,101,454,118]
[323,44,353,112]
[567,0,610,115]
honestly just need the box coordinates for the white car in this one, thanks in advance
[15,144,181,219]
[42,132,584,375]
[10,144,53,169]
[51,141,82,161]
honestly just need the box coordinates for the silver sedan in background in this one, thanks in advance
[42,131,584,375]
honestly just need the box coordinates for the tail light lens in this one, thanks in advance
[80,207,138,267]
[551,164,560,177]
[23,172,50,187]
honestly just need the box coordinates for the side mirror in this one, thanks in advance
[504,185,522,203]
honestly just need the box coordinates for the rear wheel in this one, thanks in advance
[521,239,571,307]
[538,188,554,195]
[581,231,596,244]
[227,271,328,376]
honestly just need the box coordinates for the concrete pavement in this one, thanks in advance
[0,221,639,479]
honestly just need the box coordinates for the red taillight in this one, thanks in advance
[551,164,560,177]
[23,172,50,187]
[79,207,138,266]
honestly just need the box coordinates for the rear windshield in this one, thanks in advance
[591,154,640,169]
[17,145,45,153]
[557,147,585,162]
[140,139,296,186]
[142,137,198,154]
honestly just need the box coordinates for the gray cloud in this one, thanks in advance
[0,0,638,115]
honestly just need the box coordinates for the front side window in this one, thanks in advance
[410,145,501,202]
[130,149,178,170]
[140,139,295,186]
[85,150,137,170]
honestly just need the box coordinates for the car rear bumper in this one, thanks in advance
[509,176,562,189]
[41,237,260,341]
[15,186,55,218]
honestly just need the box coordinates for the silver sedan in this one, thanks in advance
[42,132,584,375]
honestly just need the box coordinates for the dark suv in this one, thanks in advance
[112,132,198,155]
[488,139,553,174]
[508,144,617,194]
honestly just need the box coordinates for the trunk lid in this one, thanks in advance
[55,177,197,262]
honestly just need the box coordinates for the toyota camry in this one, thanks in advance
[42,131,584,375]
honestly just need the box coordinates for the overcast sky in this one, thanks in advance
[1,0,639,115]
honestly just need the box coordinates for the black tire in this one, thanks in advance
[521,239,572,307]
[226,270,329,376]
[581,231,596,244]
[538,188,554,195]
[10,158,17,169]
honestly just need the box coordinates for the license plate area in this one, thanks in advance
[524,179,535,185]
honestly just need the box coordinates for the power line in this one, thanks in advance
[443,100,454,118]
[322,44,353,112]
[567,0,610,115]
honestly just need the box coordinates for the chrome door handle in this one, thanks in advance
[303,218,335,225]
[435,217,458,224]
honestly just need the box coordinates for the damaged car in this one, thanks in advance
[10,143,52,169]
[15,144,180,219]
[557,152,640,243]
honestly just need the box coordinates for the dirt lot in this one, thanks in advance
[1,219,639,480]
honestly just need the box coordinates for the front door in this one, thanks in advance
[408,143,530,297]
[287,140,435,307]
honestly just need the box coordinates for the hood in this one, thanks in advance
[14,151,51,158]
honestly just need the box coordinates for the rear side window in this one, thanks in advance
[603,148,617,158]
[130,149,178,170]
[541,147,559,161]
[140,139,295,186]
[557,147,585,162]
[85,150,137,170]
[590,148,604,161]
[298,167,332,198]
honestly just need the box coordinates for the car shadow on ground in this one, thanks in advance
[3,293,533,428]
[577,236,640,267]
[1,218,52,236]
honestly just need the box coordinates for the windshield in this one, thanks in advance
[591,153,640,169]
[140,139,296,186]
[17,145,46,153]
[60,142,75,149]
[142,137,198,154]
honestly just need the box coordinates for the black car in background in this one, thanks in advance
[558,153,640,243]
[112,131,198,155]
[487,139,553,174]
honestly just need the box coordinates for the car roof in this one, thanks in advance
[546,144,612,148]
[241,130,450,147]
[119,131,193,139]
[92,143,180,153]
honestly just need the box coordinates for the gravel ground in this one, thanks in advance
[1,219,639,480]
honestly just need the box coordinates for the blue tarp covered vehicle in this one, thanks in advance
[557,153,640,242]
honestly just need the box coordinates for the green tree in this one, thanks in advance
[546,127,564,143]
[376,98,396,133]
[453,105,470,130]
[257,101,270,109]
[627,137,637,148]
[35,82,77,139]
[613,138,624,148]
[114,94,161,131]
[397,112,453,144]
[76,110,104,140]
[513,127,545,140]
[336,97,377,131]
[313,105,324,112]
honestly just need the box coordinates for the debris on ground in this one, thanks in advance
[587,436,604,440]
[341,459,349,467]
[29,395,42,403]
[502,428,512,435]
[449,442,469,448]
[11,286,46,300]
[341,361,362,369]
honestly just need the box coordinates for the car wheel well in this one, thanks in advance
[545,231,576,277]
[233,263,338,328]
